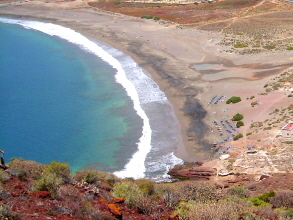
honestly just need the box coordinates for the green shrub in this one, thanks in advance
[236,121,244,128]
[246,132,252,136]
[114,1,121,5]
[249,198,269,206]
[112,182,159,215]
[141,15,153,19]
[234,43,248,48]
[226,96,241,104]
[173,201,194,219]
[233,133,243,141]
[75,170,103,184]
[153,16,160,20]
[84,172,99,184]
[287,46,293,50]
[112,182,143,208]
[44,161,72,184]
[258,191,275,202]
[263,45,276,50]
[33,173,62,198]
[233,113,244,121]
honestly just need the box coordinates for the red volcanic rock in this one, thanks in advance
[260,174,271,181]
[14,184,23,190]
[108,203,122,216]
[30,191,51,198]
[168,166,217,179]
[112,198,125,204]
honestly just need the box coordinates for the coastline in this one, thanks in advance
[0,2,203,162]
[3,1,293,169]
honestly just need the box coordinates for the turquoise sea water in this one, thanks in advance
[0,22,142,173]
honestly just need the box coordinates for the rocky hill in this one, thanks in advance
[1,159,293,219]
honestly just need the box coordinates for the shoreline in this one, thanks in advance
[0,3,202,162]
[2,1,293,168]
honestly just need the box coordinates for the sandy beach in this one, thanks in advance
[1,0,293,164]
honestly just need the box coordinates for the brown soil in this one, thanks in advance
[0,175,175,219]
[88,0,292,25]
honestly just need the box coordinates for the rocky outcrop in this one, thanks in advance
[168,166,217,180]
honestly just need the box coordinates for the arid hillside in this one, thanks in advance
[2,159,293,219]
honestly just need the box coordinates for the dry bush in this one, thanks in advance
[269,191,293,208]
[178,198,255,220]
[9,159,45,180]
[74,170,108,183]
[157,182,220,208]
[136,179,155,195]
[179,182,220,203]
[0,204,20,219]
[58,185,82,201]
[226,185,251,198]
[155,183,181,208]
[132,194,159,215]
[254,206,278,219]
[0,170,10,183]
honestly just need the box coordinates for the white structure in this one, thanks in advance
[281,122,293,138]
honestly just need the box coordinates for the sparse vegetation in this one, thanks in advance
[236,120,244,128]
[246,132,253,136]
[234,43,248,48]
[233,133,243,140]
[2,157,293,219]
[263,45,276,50]
[141,15,153,19]
[226,96,241,104]
[233,113,244,121]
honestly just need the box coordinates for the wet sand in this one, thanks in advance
[1,0,293,163]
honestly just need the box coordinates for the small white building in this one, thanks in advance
[281,122,293,138]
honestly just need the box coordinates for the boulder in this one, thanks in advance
[108,204,121,216]
[168,166,217,180]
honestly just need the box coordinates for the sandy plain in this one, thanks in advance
[1,0,293,169]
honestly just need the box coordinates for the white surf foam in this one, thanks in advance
[0,17,152,179]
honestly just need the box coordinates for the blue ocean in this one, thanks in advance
[0,18,183,180]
